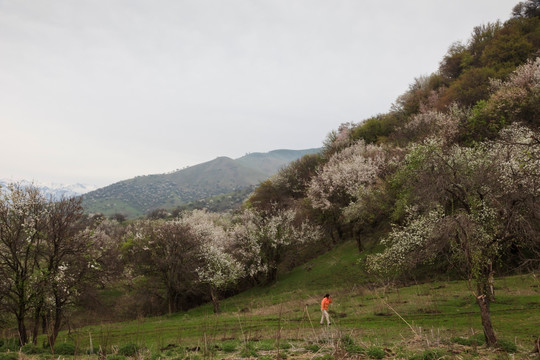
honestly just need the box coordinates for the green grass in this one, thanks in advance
[11,241,540,359]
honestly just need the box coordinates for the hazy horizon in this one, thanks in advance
[1,0,518,187]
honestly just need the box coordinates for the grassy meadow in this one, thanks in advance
[3,241,538,360]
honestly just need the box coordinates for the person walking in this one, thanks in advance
[320,293,332,325]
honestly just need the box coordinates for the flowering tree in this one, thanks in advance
[465,57,540,141]
[232,208,321,283]
[307,140,388,247]
[181,210,244,313]
[196,242,243,313]
[37,196,103,347]
[0,183,46,345]
[308,140,387,210]
[367,124,540,346]
[0,183,101,346]
[124,218,200,314]
[395,105,468,146]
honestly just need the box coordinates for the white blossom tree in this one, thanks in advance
[232,208,321,283]
[307,140,389,247]
[0,183,46,345]
[195,242,243,313]
[367,124,540,346]
[125,218,200,314]
[0,183,101,346]
[181,210,244,313]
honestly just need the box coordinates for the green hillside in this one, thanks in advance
[82,149,319,218]
[47,240,539,360]
[2,2,539,359]
[236,149,321,175]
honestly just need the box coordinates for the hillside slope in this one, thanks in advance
[60,240,539,359]
[82,148,320,218]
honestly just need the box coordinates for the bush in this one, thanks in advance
[0,353,18,360]
[279,342,292,350]
[451,334,485,347]
[239,342,258,358]
[340,334,355,347]
[0,339,19,352]
[340,334,364,354]
[54,342,76,355]
[221,341,237,353]
[21,343,44,354]
[498,339,518,353]
[118,343,141,357]
[366,346,386,359]
[409,348,447,360]
[256,341,274,351]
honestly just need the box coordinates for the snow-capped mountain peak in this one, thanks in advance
[0,178,98,199]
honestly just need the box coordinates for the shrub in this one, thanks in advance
[21,343,44,354]
[340,334,364,354]
[221,341,237,353]
[340,334,355,347]
[451,334,485,347]
[118,343,141,357]
[366,346,386,359]
[497,339,518,353]
[0,353,18,360]
[409,348,447,360]
[256,340,275,351]
[279,342,292,350]
[54,342,76,355]
[239,342,258,358]
[0,339,19,352]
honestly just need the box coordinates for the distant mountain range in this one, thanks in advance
[0,179,98,199]
[83,148,320,218]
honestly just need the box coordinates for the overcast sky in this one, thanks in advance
[0,0,519,187]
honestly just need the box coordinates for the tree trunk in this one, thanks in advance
[267,266,278,283]
[31,300,44,345]
[167,288,177,314]
[210,286,220,314]
[48,306,63,348]
[17,315,28,345]
[53,307,63,346]
[476,294,497,347]
[168,296,172,315]
[354,228,363,252]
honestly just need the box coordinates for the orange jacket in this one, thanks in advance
[321,296,332,311]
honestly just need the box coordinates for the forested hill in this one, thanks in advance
[2,2,540,353]
[82,148,319,218]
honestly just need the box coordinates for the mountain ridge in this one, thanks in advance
[83,148,320,218]
[0,179,98,199]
